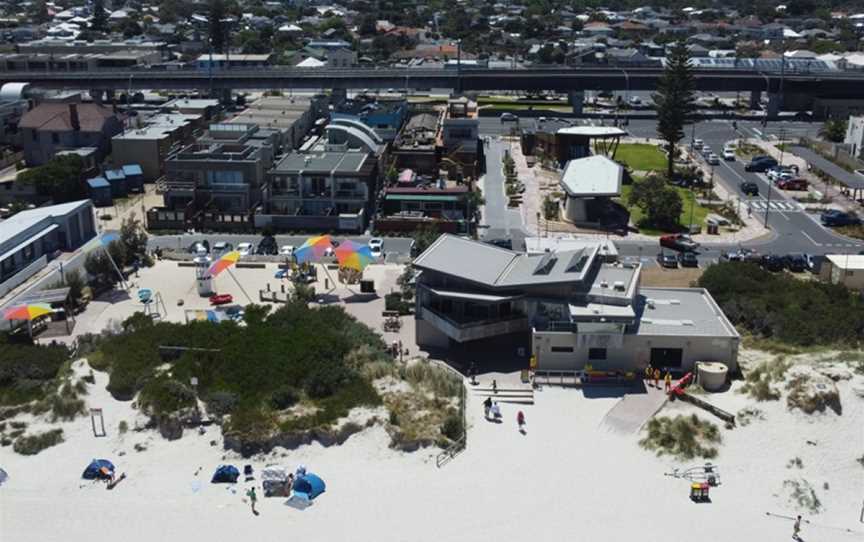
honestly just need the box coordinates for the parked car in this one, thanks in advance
[784,253,808,272]
[500,112,518,122]
[660,234,700,252]
[722,248,759,262]
[237,242,255,256]
[274,269,289,279]
[760,254,785,272]
[707,153,720,165]
[256,236,278,255]
[657,252,678,268]
[744,156,778,172]
[740,181,759,196]
[678,252,699,267]
[722,148,735,161]
[692,138,704,151]
[820,210,861,227]
[189,241,209,255]
[279,245,295,256]
[209,294,234,305]
[629,96,642,106]
[777,178,808,191]
[370,245,383,259]
[368,238,384,251]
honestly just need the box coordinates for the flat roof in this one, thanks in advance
[826,254,864,270]
[385,194,461,202]
[0,200,89,245]
[560,155,623,197]
[272,151,369,174]
[525,236,618,257]
[557,126,627,137]
[635,288,739,337]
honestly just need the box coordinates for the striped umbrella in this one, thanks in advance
[208,251,241,277]
[2,304,53,321]
[334,240,375,272]
[294,235,333,264]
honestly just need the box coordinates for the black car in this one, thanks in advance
[657,252,678,268]
[820,210,861,227]
[256,235,278,255]
[760,254,785,272]
[740,181,759,196]
[784,254,807,273]
[744,156,779,172]
[678,252,698,267]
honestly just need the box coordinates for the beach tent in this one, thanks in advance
[82,459,115,480]
[293,473,326,499]
[261,465,290,497]
[211,465,240,484]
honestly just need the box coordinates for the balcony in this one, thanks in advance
[418,305,529,343]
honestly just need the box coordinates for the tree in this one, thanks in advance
[63,269,85,306]
[653,42,696,179]
[119,214,148,266]
[628,175,684,229]
[91,0,109,32]
[819,119,847,143]
[17,155,85,203]
[412,224,440,256]
[357,14,377,36]
[209,0,227,53]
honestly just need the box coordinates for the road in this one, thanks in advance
[148,234,415,258]
[478,138,524,243]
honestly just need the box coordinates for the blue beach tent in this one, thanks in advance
[211,465,240,483]
[293,473,326,499]
[82,459,115,479]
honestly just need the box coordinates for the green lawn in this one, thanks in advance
[613,144,667,172]
[619,184,711,235]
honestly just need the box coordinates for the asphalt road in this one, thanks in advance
[148,234,415,258]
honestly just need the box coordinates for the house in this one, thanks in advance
[391,111,442,175]
[441,97,481,179]
[162,98,221,121]
[559,155,623,223]
[819,255,864,289]
[520,124,626,167]
[412,235,740,374]
[0,200,96,299]
[229,95,321,152]
[331,94,408,142]
[18,103,123,166]
[86,177,112,207]
[605,47,651,64]
[582,22,614,37]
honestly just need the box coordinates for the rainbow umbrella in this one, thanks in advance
[294,235,333,264]
[208,251,241,277]
[2,304,53,321]
[334,240,375,272]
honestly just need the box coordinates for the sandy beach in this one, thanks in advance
[1,349,862,542]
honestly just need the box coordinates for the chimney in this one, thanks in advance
[69,103,80,131]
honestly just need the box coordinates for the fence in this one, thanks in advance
[432,358,468,468]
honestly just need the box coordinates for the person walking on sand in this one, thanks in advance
[492,379,498,394]
[653,368,661,389]
[664,371,672,393]
[247,487,258,516]
[792,515,802,540]
[517,410,526,432]
[483,396,492,419]
[644,366,653,387]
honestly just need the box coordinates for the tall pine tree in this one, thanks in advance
[209,0,227,54]
[653,42,696,180]
[91,0,108,32]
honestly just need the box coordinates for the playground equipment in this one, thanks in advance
[90,408,106,437]
[137,288,166,320]
[665,463,721,487]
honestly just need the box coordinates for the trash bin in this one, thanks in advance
[707,223,719,235]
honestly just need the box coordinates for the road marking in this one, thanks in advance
[801,231,820,246]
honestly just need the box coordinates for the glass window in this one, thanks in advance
[51,133,59,144]
[588,348,607,361]
[551,346,574,353]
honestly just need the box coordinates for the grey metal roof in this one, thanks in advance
[560,155,623,197]
[634,288,739,337]
[272,151,369,174]
[0,200,90,245]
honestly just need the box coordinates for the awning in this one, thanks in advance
[385,194,462,202]
[0,224,59,262]
[426,286,521,303]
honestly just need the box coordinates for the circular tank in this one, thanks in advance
[194,256,213,297]
[697,362,728,392]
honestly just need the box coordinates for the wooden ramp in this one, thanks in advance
[600,387,668,434]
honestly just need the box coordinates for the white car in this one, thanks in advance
[722,149,735,161]
[237,242,254,256]
[370,245,383,259]
[692,138,704,150]
[707,153,720,165]
[500,112,518,122]
[368,238,384,250]
[279,245,295,256]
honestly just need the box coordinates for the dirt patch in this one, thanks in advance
[640,267,704,288]
[786,368,842,415]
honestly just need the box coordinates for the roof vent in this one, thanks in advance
[599,280,608,288]
[613,280,625,291]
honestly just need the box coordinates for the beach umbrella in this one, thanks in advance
[208,251,241,277]
[2,304,53,321]
[334,240,374,272]
[294,235,333,264]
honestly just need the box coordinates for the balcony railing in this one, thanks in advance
[335,190,366,199]
[418,305,529,343]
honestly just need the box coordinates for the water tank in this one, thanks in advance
[696,362,728,392]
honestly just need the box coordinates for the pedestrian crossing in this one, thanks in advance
[746,200,803,212]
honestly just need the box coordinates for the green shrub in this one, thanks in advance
[640,414,721,460]
[118,420,128,434]
[389,410,399,426]
[13,429,64,455]
[48,393,86,421]
[384,293,412,315]
[138,377,196,416]
[400,363,462,398]
[269,386,299,410]
[206,391,239,417]
[305,363,352,399]
[0,339,69,406]
[441,414,464,441]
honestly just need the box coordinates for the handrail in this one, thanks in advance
[433,358,467,468]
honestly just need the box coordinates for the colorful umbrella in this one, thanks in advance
[294,235,333,264]
[84,232,120,251]
[334,240,375,272]
[208,251,241,277]
[2,304,53,321]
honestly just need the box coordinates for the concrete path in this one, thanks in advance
[600,385,668,434]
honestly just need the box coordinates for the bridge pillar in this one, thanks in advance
[220,88,232,105]
[749,91,761,110]
[568,90,585,116]
[106,89,115,104]
[90,89,103,105]
[767,93,781,119]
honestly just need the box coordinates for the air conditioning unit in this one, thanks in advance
[613,281,625,291]
[600,280,608,288]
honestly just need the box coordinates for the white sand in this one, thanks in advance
[2,353,862,542]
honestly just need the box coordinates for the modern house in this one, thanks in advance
[412,235,739,374]
[440,97,481,179]
[229,95,322,152]
[0,199,95,298]
[521,124,626,167]
[331,94,408,142]
[19,102,124,166]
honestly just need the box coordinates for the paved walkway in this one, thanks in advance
[600,385,668,434]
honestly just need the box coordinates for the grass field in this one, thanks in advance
[620,183,711,235]
[613,144,667,172]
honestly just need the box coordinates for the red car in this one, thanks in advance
[659,234,700,252]
[777,178,808,191]
[209,294,233,305]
